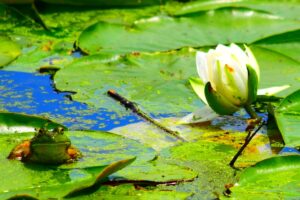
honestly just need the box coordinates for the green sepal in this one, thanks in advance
[204,82,239,115]
[246,64,258,104]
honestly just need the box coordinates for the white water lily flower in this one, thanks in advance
[196,44,260,115]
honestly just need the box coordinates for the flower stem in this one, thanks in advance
[244,104,258,119]
[229,120,265,168]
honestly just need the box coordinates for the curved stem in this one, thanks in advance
[244,104,258,119]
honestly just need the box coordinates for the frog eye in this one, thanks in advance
[58,127,64,134]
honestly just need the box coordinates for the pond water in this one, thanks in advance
[0,70,142,130]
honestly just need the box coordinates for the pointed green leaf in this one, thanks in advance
[229,155,300,199]
[204,82,239,115]
[246,64,259,104]
[64,157,136,198]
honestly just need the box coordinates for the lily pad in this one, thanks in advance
[1,157,135,199]
[69,184,192,200]
[114,159,197,183]
[54,49,199,114]
[77,8,300,55]
[0,35,21,68]
[228,155,300,199]
[169,0,300,20]
[249,45,300,96]
[275,90,300,148]
[41,0,168,6]
[0,112,66,133]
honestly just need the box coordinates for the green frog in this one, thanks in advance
[8,127,81,165]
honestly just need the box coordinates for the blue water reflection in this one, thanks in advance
[0,70,141,130]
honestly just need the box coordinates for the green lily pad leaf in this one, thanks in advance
[68,184,192,200]
[62,131,156,168]
[169,0,300,20]
[1,158,134,199]
[0,35,21,68]
[250,45,300,96]
[77,9,300,55]
[54,49,199,114]
[0,112,66,133]
[275,89,300,148]
[228,155,300,199]
[64,157,136,198]
[41,0,168,6]
[255,42,300,64]
[114,159,197,183]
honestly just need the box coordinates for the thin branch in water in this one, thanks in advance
[229,120,265,168]
[107,90,186,142]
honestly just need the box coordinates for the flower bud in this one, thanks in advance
[195,44,259,115]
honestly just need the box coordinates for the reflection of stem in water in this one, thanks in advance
[229,120,265,168]
[107,90,186,142]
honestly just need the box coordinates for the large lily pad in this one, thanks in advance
[169,0,300,20]
[41,0,168,6]
[69,184,192,200]
[228,155,300,199]
[77,8,300,55]
[0,157,135,199]
[0,35,21,68]
[249,45,300,96]
[275,90,300,148]
[54,49,199,114]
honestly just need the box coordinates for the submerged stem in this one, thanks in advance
[244,104,258,119]
[229,120,265,168]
